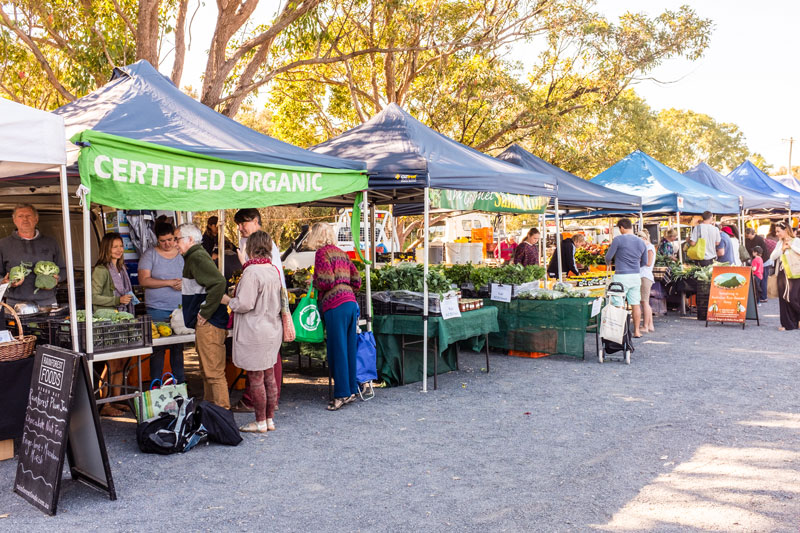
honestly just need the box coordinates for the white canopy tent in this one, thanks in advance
[0,99,79,349]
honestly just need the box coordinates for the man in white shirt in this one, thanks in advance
[231,208,285,412]
[688,211,721,266]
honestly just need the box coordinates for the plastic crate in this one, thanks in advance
[371,299,441,316]
[3,308,68,345]
[50,315,152,353]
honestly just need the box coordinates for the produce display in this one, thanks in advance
[151,322,173,339]
[372,263,452,294]
[569,271,613,287]
[517,284,591,300]
[574,243,608,266]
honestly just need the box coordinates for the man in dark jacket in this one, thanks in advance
[175,223,230,409]
[547,233,585,278]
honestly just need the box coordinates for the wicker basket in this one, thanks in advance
[0,302,37,362]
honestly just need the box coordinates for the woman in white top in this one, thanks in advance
[638,229,656,333]
[769,221,800,331]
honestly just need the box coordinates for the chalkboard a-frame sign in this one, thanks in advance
[14,345,116,515]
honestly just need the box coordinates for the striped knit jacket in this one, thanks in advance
[313,244,361,313]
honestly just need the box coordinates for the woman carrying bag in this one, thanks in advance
[307,223,362,411]
[221,231,283,433]
[769,221,800,331]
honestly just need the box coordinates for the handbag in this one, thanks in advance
[134,373,188,422]
[768,271,779,299]
[292,288,324,343]
[781,248,800,279]
[687,238,706,261]
[277,265,296,343]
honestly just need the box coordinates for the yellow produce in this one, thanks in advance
[157,323,173,337]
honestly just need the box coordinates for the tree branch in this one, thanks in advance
[171,0,189,85]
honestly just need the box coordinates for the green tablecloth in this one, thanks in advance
[484,297,596,358]
[373,306,499,386]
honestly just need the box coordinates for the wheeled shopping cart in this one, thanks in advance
[598,281,634,365]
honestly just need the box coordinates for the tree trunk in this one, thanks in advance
[136,0,161,65]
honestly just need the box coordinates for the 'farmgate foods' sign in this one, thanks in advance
[429,188,548,214]
[71,130,367,210]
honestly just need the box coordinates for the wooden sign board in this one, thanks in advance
[706,266,759,328]
[14,346,116,515]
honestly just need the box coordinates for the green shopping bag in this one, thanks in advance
[292,288,324,343]
[134,373,188,422]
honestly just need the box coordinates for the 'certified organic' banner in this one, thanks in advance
[71,130,367,210]
[429,188,548,214]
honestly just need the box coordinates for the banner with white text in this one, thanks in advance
[71,130,367,210]
[429,188,548,214]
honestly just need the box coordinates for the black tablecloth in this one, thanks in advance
[0,356,34,440]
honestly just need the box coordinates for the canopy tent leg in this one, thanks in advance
[422,186,430,393]
[82,194,94,375]
[639,210,644,232]
[217,209,225,275]
[370,204,377,262]
[676,212,683,264]
[364,192,372,332]
[539,213,545,268]
[390,205,396,263]
[555,197,563,280]
[59,165,79,351]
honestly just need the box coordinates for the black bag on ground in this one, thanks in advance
[196,400,242,446]
[136,396,207,454]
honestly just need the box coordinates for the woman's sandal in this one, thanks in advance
[239,421,267,433]
[327,398,348,411]
[343,394,357,404]
[267,419,276,431]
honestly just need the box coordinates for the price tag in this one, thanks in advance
[490,283,512,303]
[0,282,8,302]
[591,297,602,317]
[439,292,462,320]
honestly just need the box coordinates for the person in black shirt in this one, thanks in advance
[744,228,766,264]
[547,233,585,278]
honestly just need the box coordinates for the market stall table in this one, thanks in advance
[484,297,599,358]
[373,306,499,389]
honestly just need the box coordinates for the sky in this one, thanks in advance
[174,0,800,172]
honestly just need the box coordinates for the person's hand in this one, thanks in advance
[171,279,182,291]
[211,252,219,261]
[221,294,231,305]
[196,314,207,326]
[120,294,133,305]
[53,273,60,283]
[2,273,24,288]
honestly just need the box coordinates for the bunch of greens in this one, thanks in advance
[372,263,452,295]
[468,264,545,288]
[441,263,475,286]
[74,309,136,323]
[693,265,714,282]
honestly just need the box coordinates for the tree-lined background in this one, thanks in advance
[0,0,785,247]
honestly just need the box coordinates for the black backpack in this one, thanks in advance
[136,397,207,454]
[196,400,242,446]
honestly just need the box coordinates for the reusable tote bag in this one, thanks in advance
[780,238,800,279]
[599,304,628,346]
[135,373,188,422]
[292,288,324,343]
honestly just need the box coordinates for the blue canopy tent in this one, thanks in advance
[684,162,789,212]
[727,160,800,212]
[589,151,740,215]
[312,103,558,391]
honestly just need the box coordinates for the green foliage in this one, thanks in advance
[8,261,32,282]
[372,263,452,295]
[467,264,545,288]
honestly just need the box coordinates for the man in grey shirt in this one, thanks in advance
[688,211,721,266]
[605,218,648,338]
[0,204,65,307]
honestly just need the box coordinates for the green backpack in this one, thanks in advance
[292,288,324,343]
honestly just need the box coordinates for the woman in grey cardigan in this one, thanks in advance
[221,231,283,433]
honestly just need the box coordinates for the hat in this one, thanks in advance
[721,226,734,236]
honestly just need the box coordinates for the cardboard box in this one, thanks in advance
[0,439,14,461]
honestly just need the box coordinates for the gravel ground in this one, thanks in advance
[1,299,798,532]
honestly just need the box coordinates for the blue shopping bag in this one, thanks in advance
[356,330,377,383]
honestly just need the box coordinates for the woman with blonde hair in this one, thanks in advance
[308,222,362,410]
[221,231,283,432]
[769,221,800,330]
[638,229,656,333]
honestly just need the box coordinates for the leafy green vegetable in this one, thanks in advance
[34,274,58,292]
[33,261,60,276]
[9,261,32,282]
[468,264,545,288]
[372,263,452,295]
